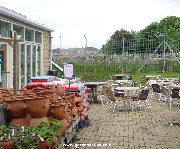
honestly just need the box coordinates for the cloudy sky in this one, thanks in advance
[1,0,179,49]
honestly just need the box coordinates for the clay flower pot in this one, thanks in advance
[5,95,27,119]
[56,86,65,97]
[60,119,70,130]
[0,139,15,149]
[44,90,54,101]
[37,140,50,149]
[50,102,66,120]
[11,118,30,128]
[25,96,50,118]
[30,117,49,127]
[0,96,4,104]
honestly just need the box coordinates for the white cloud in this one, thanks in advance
[1,0,179,49]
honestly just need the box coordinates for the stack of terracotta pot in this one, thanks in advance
[2,84,85,135]
[76,88,91,125]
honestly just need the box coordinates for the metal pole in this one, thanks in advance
[162,37,166,73]
[84,35,87,72]
[13,32,17,95]
[59,36,61,54]
[122,37,125,73]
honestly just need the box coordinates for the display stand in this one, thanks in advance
[58,116,80,149]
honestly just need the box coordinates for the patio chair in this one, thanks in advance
[169,87,180,110]
[131,89,150,111]
[151,83,162,101]
[105,86,126,112]
[96,85,109,105]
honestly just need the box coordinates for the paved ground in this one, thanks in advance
[74,94,180,149]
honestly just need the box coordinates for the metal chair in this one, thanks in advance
[105,86,125,112]
[96,85,109,105]
[169,87,180,110]
[131,89,150,111]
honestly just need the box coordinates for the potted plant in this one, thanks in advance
[37,119,63,148]
[0,124,15,149]
[14,119,63,149]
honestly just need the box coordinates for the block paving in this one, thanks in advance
[73,95,180,149]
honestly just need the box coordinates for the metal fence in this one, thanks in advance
[53,39,180,74]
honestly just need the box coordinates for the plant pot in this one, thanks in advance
[25,96,50,118]
[56,86,65,97]
[0,139,15,149]
[30,117,49,127]
[37,140,50,149]
[11,118,30,128]
[60,119,70,131]
[51,135,59,149]
[5,96,27,119]
[50,102,66,120]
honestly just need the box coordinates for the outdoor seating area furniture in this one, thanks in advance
[96,85,110,105]
[84,75,180,112]
[111,74,132,80]
[83,82,107,103]
[146,76,180,110]
[169,85,180,110]
[115,86,140,111]
[105,86,126,112]
[131,89,150,111]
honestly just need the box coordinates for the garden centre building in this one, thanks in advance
[0,6,53,88]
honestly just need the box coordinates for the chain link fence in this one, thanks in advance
[53,38,180,74]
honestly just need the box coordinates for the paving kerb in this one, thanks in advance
[73,95,180,149]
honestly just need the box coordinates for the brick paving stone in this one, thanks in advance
[75,94,180,149]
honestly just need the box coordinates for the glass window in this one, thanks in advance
[27,45,31,83]
[32,46,37,76]
[0,20,11,38]
[25,28,34,42]
[13,25,24,40]
[21,44,25,87]
[37,46,41,76]
[35,31,42,43]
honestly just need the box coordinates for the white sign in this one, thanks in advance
[63,63,74,79]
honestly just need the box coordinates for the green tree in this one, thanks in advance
[101,28,135,54]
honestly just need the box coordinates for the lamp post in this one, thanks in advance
[84,35,87,50]
[59,36,61,54]
[84,35,87,72]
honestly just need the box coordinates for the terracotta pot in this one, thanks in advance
[25,96,49,118]
[52,135,59,149]
[45,90,54,101]
[60,119,70,130]
[50,102,66,120]
[11,118,30,128]
[37,140,50,149]
[65,108,71,123]
[80,115,85,122]
[71,107,78,118]
[0,97,4,104]
[30,117,48,127]
[0,139,15,149]
[5,96,27,119]
[56,86,65,97]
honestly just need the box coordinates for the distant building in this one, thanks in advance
[0,6,53,88]
[53,47,100,58]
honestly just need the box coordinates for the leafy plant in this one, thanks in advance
[14,119,63,149]
[0,125,10,140]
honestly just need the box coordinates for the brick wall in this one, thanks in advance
[42,32,51,75]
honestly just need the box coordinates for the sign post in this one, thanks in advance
[63,63,74,87]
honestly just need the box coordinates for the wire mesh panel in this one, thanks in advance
[53,39,180,75]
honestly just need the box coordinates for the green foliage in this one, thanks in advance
[14,119,63,149]
[72,61,180,82]
[101,16,180,54]
[0,125,10,138]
